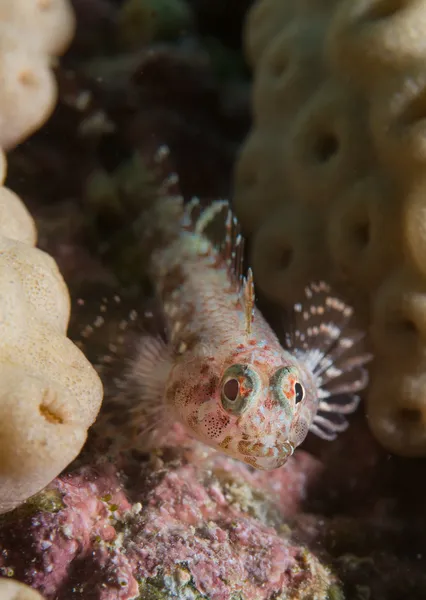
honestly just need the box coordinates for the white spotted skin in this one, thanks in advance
[150,225,320,469]
[164,333,319,470]
[138,197,371,469]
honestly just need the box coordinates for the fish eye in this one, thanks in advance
[223,378,240,403]
[270,366,304,415]
[220,363,260,416]
[295,382,304,404]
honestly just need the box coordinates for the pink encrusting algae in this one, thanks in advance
[0,440,332,600]
[123,148,372,470]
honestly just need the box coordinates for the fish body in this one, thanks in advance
[131,195,371,470]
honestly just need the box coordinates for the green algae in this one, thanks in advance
[138,579,170,600]
[138,569,207,600]
[327,583,345,600]
[0,488,63,524]
[211,467,282,527]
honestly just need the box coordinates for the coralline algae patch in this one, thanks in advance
[233,0,426,458]
[0,447,337,600]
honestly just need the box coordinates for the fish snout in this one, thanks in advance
[237,438,294,470]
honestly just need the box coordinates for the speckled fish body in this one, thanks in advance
[133,196,371,470]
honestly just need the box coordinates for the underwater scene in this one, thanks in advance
[0,0,425,599]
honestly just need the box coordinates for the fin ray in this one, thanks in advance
[288,281,371,441]
[125,334,174,446]
[183,198,254,324]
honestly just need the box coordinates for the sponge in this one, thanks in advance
[0,579,44,600]
[0,0,75,150]
[0,0,103,514]
[0,186,37,247]
[0,191,103,515]
[0,0,76,57]
[234,0,426,457]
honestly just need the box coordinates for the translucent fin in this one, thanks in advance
[309,409,352,441]
[137,143,185,255]
[143,145,248,298]
[243,268,255,335]
[70,291,139,372]
[69,287,163,371]
[182,198,257,332]
[287,281,372,441]
[123,334,174,447]
[69,286,174,453]
[182,198,251,311]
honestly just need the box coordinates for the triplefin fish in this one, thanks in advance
[127,188,372,470]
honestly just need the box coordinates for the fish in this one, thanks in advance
[123,157,372,470]
[125,210,372,469]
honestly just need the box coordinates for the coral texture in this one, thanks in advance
[0,184,103,515]
[233,0,426,457]
[0,0,75,56]
[2,407,426,600]
[0,429,339,600]
[0,0,103,515]
[0,0,75,150]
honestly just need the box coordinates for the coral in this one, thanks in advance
[0,187,103,515]
[0,0,75,56]
[0,429,339,600]
[233,0,426,457]
[0,185,36,247]
[0,0,75,150]
[0,0,103,515]
[0,578,44,600]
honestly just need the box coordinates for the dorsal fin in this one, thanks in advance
[183,198,247,290]
[150,145,254,326]
[150,145,246,291]
[243,268,255,335]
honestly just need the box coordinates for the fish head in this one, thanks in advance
[172,344,319,470]
[216,347,320,469]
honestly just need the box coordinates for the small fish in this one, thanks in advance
[126,189,371,470]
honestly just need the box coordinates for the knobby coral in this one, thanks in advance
[0,0,103,515]
[0,0,75,150]
[233,0,426,457]
[0,186,103,514]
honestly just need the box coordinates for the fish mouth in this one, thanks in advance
[237,439,294,470]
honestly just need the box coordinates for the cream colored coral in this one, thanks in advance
[0,26,57,150]
[0,187,37,246]
[0,151,36,245]
[0,579,44,600]
[234,0,426,456]
[0,0,75,150]
[0,0,76,57]
[0,0,103,514]
[0,191,103,515]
